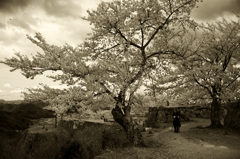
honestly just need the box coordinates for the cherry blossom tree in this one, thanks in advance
[167,16,240,127]
[1,0,198,145]
[192,17,240,127]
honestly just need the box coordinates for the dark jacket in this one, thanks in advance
[173,115,181,127]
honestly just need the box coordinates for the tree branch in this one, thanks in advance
[193,74,213,96]
[226,75,240,88]
[116,29,141,49]
[222,53,232,72]
[168,0,172,13]
[141,27,144,47]
[143,0,192,49]
[98,81,118,101]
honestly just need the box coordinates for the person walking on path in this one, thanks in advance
[173,112,181,133]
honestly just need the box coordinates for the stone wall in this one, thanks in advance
[146,106,211,128]
[224,101,240,130]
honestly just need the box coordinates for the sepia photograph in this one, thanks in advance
[0,0,240,158]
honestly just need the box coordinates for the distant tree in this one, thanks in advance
[1,0,198,145]
[145,16,240,128]
[23,85,89,114]
[176,16,240,127]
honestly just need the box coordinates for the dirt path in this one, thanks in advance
[96,118,240,159]
[153,118,240,159]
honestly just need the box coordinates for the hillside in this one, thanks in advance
[0,100,54,134]
[0,100,48,111]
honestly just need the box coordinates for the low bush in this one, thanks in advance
[0,132,29,159]
[102,126,130,149]
[0,122,130,159]
[0,131,68,159]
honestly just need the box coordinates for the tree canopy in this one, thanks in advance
[1,0,199,113]
[181,16,240,102]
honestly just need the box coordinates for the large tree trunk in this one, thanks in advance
[210,96,222,128]
[112,104,145,146]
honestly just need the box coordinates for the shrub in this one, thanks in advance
[101,125,130,150]
[0,132,69,159]
[0,132,30,159]
[25,133,69,159]
[0,122,130,159]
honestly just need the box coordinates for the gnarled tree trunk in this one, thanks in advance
[210,95,222,128]
[112,104,145,146]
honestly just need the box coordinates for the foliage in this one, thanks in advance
[82,0,199,106]
[147,15,240,106]
[181,16,240,102]
[1,0,199,116]
[24,84,89,114]
[0,122,130,159]
[1,0,203,145]
[102,126,131,149]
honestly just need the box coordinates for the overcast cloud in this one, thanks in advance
[0,0,83,17]
[0,0,32,13]
[191,0,240,21]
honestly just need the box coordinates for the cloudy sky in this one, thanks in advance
[0,0,239,101]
